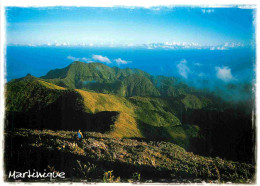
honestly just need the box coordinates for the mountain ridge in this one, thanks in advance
[5,61,255,164]
[41,61,201,98]
[6,75,196,146]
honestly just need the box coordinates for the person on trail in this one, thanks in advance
[77,130,83,140]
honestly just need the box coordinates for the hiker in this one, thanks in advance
[77,130,83,140]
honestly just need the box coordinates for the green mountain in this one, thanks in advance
[41,61,199,98]
[41,61,154,96]
[6,74,198,148]
[5,62,255,165]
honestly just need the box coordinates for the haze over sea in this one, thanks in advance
[6,46,255,101]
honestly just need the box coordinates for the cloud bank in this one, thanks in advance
[215,66,233,82]
[67,56,91,63]
[67,55,130,65]
[201,9,215,14]
[67,56,79,61]
[114,58,131,65]
[92,55,111,64]
[177,59,190,79]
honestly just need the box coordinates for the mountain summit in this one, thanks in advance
[41,61,196,98]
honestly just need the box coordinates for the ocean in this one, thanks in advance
[5,46,256,100]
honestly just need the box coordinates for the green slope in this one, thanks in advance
[41,61,153,96]
[5,63,255,164]
[41,61,202,98]
[6,75,200,149]
[122,75,160,97]
[6,74,66,112]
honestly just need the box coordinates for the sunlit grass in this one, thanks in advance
[76,89,134,114]
[109,112,143,138]
[38,79,66,90]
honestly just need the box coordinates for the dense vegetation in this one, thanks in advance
[5,129,255,183]
[6,75,199,147]
[5,61,255,182]
[41,61,199,98]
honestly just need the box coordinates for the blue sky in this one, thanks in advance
[6,6,255,46]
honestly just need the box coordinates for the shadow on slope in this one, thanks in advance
[181,107,255,164]
[5,91,119,132]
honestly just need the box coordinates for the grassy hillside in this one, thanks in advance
[122,74,160,97]
[5,63,255,165]
[76,88,202,147]
[6,74,66,112]
[76,89,143,138]
[41,61,154,97]
[6,75,201,149]
[5,128,255,183]
[41,61,207,98]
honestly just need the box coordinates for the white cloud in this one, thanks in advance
[114,58,131,65]
[202,9,215,14]
[151,7,162,11]
[67,56,92,63]
[177,59,190,79]
[215,66,233,82]
[67,55,79,61]
[67,55,131,65]
[92,55,111,64]
[217,46,227,50]
[81,57,92,63]
[210,46,227,50]
[194,63,202,66]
